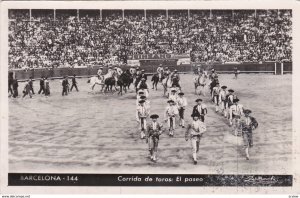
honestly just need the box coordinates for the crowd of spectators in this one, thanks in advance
[8,9,292,69]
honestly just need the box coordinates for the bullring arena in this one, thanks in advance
[7,8,293,175]
[9,72,292,174]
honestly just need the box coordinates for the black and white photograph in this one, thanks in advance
[0,0,299,194]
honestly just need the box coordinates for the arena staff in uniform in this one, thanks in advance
[113,67,119,89]
[239,109,258,160]
[177,92,188,128]
[29,77,35,94]
[146,114,163,162]
[70,74,79,92]
[44,77,50,97]
[38,76,45,95]
[62,76,69,96]
[136,100,150,139]
[229,99,244,135]
[137,78,150,98]
[22,79,32,98]
[66,76,70,93]
[185,112,207,165]
[192,99,208,122]
[12,78,19,98]
[8,72,14,96]
[164,99,179,137]
[234,66,239,79]
[219,86,228,117]
[212,83,221,112]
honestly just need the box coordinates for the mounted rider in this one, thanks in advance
[104,66,114,81]
[209,68,218,80]
[163,67,171,78]
[97,66,104,76]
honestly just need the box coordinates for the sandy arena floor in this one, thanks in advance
[8,73,292,174]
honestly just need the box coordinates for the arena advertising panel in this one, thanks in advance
[0,0,299,195]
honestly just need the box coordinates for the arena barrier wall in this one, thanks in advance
[11,62,292,80]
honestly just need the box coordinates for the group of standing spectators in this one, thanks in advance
[8,9,292,69]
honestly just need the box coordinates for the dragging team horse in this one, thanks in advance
[104,71,133,95]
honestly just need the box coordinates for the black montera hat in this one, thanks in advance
[195,98,202,102]
[191,112,201,117]
[244,109,252,114]
[139,100,145,104]
[167,99,174,103]
[140,96,147,99]
[233,98,239,103]
[150,114,159,119]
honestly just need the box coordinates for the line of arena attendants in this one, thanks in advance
[8,65,153,98]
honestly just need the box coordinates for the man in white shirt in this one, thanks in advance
[177,92,188,128]
[219,86,228,117]
[212,83,221,112]
[185,112,207,165]
[229,98,244,136]
[164,100,179,137]
[136,100,150,139]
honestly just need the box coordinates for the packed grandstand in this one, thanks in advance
[8,9,292,69]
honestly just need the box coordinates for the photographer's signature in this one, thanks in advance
[244,176,278,185]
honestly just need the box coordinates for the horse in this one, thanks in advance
[87,75,105,94]
[123,70,134,90]
[104,72,132,95]
[151,73,160,90]
[119,72,133,94]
